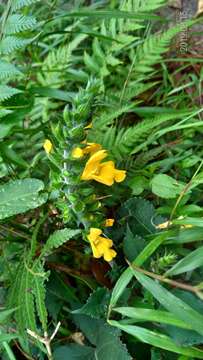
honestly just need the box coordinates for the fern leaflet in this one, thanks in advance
[5,15,37,34]
[0,85,22,102]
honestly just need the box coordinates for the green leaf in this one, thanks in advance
[0,178,47,220]
[32,262,48,332]
[54,344,94,360]
[0,308,17,323]
[113,307,192,329]
[123,226,145,262]
[173,217,203,227]
[128,176,148,195]
[74,316,132,360]
[0,61,21,80]
[151,174,185,199]
[5,15,37,34]
[109,321,203,358]
[0,334,18,343]
[12,0,40,11]
[30,87,75,101]
[121,198,161,235]
[0,36,33,55]
[131,269,203,336]
[0,85,22,102]
[73,288,110,319]
[42,228,81,256]
[110,233,167,309]
[166,245,203,276]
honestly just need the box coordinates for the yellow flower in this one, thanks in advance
[84,143,102,155]
[84,122,92,129]
[87,228,116,262]
[43,139,53,154]
[72,143,102,159]
[72,147,84,158]
[105,218,115,227]
[81,150,126,186]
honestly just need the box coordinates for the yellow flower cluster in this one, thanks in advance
[87,228,116,262]
[43,137,124,262]
[73,143,126,186]
[72,142,101,158]
[73,142,126,261]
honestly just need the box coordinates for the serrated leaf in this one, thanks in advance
[0,61,21,80]
[74,316,132,360]
[12,0,40,11]
[0,36,33,55]
[73,288,110,318]
[123,225,145,261]
[0,85,22,102]
[0,178,47,220]
[121,197,162,235]
[54,344,94,360]
[42,228,81,256]
[32,262,48,331]
[5,15,37,34]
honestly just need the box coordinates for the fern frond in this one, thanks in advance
[100,113,189,160]
[93,104,134,130]
[123,0,167,12]
[0,36,33,55]
[11,0,40,11]
[5,15,37,34]
[0,61,21,80]
[0,109,13,118]
[0,85,22,102]
[134,21,194,74]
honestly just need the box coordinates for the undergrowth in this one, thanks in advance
[0,0,203,359]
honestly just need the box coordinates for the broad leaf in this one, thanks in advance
[0,179,47,220]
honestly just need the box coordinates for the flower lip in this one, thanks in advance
[81,151,126,186]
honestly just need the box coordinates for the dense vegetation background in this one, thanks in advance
[0,0,203,359]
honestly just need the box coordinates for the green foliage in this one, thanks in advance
[73,288,110,319]
[72,316,132,360]
[4,15,37,34]
[0,179,47,220]
[151,174,185,199]
[0,0,202,359]
[42,228,81,256]
[11,0,40,11]
[0,85,22,101]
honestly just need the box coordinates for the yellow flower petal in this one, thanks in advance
[87,227,116,262]
[105,219,115,227]
[72,147,84,158]
[114,169,126,183]
[103,249,117,262]
[84,122,93,129]
[87,228,102,242]
[43,139,53,154]
[83,143,102,155]
[81,150,107,180]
